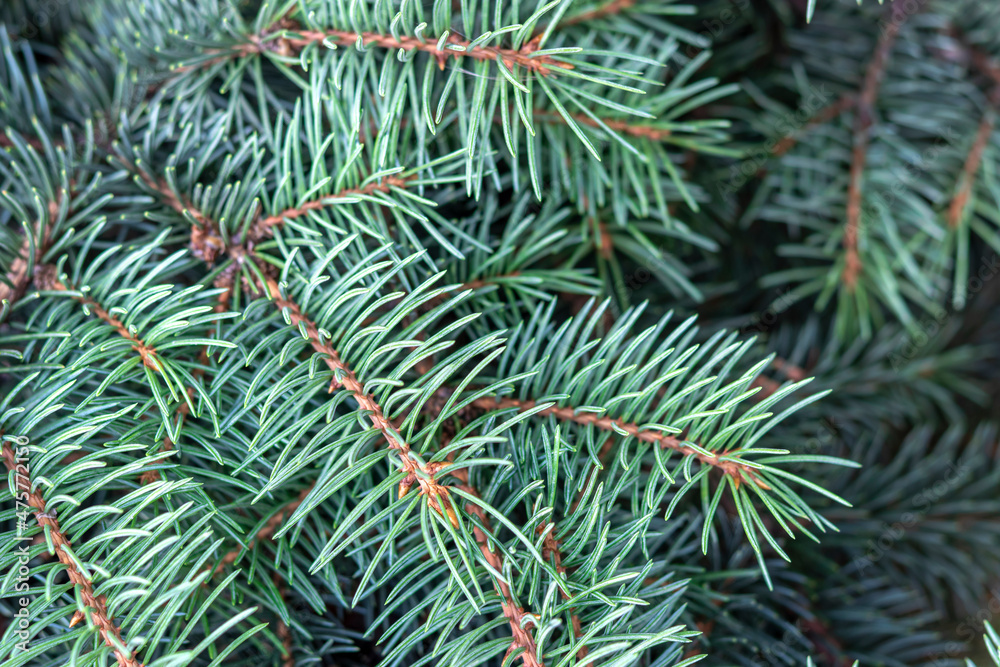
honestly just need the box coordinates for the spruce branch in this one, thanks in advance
[246,176,415,245]
[770,94,855,157]
[843,7,908,290]
[470,397,769,489]
[254,274,459,517]
[948,37,1000,229]
[212,486,313,576]
[251,273,546,664]
[1,440,142,667]
[37,272,162,372]
[558,0,638,28]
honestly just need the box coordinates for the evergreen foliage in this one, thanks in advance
[2,1,1000,666]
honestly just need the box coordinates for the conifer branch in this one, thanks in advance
[843,11,907,290]
[557,0,638,27]
[770,94,855,157]
[247,176,414,243]
[471,397,769,489]
[212,486,312,575]
[36,271,162,372]
[537,521,588,664]
[233,23,570,76]
[2,440,142,667]
[250,279,544,664]
[947,40,1000,228]
[253,275,460,516]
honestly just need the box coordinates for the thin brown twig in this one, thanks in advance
[211,486,312,575]
[771,94,856,157]
[471,397,770,489]
[135,154,546,665]
[2,441,142,667]
[537,522,588,665]
[247,176,413,243]
[253,27,571,76]
[948,96,1000,229]
[557,0,637,27]
[36,272,162,371]
[843,10,908,290]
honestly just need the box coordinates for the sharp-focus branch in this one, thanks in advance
[138,156,546,665]
[2,441,142,667]
[255,275,462,519]
[247,176,413,243]
[251,280,544,665]
[247,26,571,76]
[471,397,769,489]
[537,522,588,664]
[36,271,162,372]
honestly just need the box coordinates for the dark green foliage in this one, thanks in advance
[2,1,1000,667]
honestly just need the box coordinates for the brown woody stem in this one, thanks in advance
[537,522,588,664]
[39,275,161,372]
[248,176,412,243]
[252,28,570,76]
[212,486,312,575]
[2,441,142,667]
[844,11,907,290]
[471,397,769,490]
